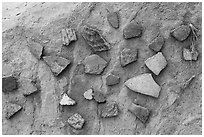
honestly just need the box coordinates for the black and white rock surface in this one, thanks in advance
[106,73,120,86]
[6,103,22,119]
[83,89,94,100]
[171,25,191,41]
[43,55,71,76]
[101,102,119,118]
[123,21,143,39]
[2,76,18,93]
[81,25,110,52]
[107,11,119,29]
[28,41,44,60]
[149,35,164,52]
[61,28,77,46]
[128,103,150,124]
[120,48,138,67]
[84,54,108,75]
[60,93,76,106]
[93,90,106,103]
[145,52,167,75]
[67,113,85,130]
[125,73,161,98]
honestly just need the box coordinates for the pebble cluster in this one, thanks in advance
[2,9,200,131]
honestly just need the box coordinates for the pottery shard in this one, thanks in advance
[107,12,119,29]
[145,52,167,75]
[93,91,106,103]
[6,103,22,119]
[149,35,164,52]
[84,54,108,75]
[123,22,142,39]
[22,79,38,96]
[101,102,119,118]
[120,48,138,67]
[43,56,71,76]
[183,48,199,61]
[61,28,77,46]
[81,25,110,52]
[28,42,44,60]
[124,73,161,98]
[60,93,76,106]
[67,113,85,130]
[106,74,120,86]
[2,76,18,93]
[84,89,94,100]
[128,103,150,123]
[171,25,191,41]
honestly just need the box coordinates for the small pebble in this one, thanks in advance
[60,93,76,106]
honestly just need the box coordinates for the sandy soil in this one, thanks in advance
[2,2,202,135]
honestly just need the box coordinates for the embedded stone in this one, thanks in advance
[145,52,167,75]
[120,48,138,67]
[67,113,85,130]
[43,55,71,76]
[2,76,18,93]
[171,25,191,41]
[149,35,164,52]
[6,103,22,119]
[101,102,119,118]
[183,48,199,61]
[81,25,110,52]
[93,91,106,103]
[84,89,94,100]
[124,73,161,98]
[22,79,38,96]
[128,103,150,123]
[106,74,120,86]
[107,12,119,29]
[123,21,143,39]
[28,42,44,60]
[60,93,76,106]
[84,54,108,75]
[61,28,77,46]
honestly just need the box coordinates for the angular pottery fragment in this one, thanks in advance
[124,73,161,98]
[81,25,110,52]
[145,52,167,75]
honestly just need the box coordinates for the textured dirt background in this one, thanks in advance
[2,2,202,135]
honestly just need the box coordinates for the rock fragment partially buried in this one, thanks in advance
[93,90,106,103]
[128,103,150,124]
[43,55,71,76]
[106,73,120,86]
[149,35,164,52]
[145,52,167,75]
[28,41,44,60]
[107,11,119,29]
[183,48,199,61]
[84,54,108,75]
[124,73,161,98]
[2,76,18,93]
[67,113,85,130]
[101,101,119,118]
[60,93,76,106]
[61,28,77,46]
[81,25,110,52]
[6,103,22,119]
[21,79,39,96]
[120,48,138,67]
[123,21,143,39]
[171,25,191,42]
